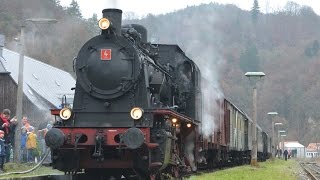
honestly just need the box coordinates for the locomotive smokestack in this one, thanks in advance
[102,9,122,35]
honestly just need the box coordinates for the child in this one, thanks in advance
[26,126,37,163]
[0,130,5,172]
[20,127,28,163]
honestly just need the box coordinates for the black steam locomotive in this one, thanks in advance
[45,8,271,180]
[46,8,201,179]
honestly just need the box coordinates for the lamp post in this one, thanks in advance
[278,130,286,152]
[280,134,287,156]
[274,122,283,153]
[245,72,265,167]
[267,112,278,161]
[14,18,57,162]
[309,122,320,157]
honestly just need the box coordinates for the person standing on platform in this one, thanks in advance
[21,117,31,132]
[26,126,37,163]
[20,127,28,162]
[283,149,288,161]
[0,109,17,162]
[0,130,6,173]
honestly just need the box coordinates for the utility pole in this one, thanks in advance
[267,112,279,161]
[14,19,57,162]
[245,72,265,167]
[278,130,286,158]
[271,116,274,159]
[252,86,257,165]
[14,24,25,162]
[281,134,287,157]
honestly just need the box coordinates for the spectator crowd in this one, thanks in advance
[0,108,52,173]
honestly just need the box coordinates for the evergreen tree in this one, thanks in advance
[251,0,260,25]
[305,40,320,57]
[239,44,260,72]
[48,0,60,6]
[67,0,82,18]
[86,13,100,36]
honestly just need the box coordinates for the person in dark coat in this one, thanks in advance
[0,130,6,172]
[283,149,288,161]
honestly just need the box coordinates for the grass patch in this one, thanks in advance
[0,163,63,179]
[188,159,300,180]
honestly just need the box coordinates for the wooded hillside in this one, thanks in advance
[1,0,319,145]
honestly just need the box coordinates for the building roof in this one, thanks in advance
[283,141,305,148]
[306,143,320,152]
[0,56,9,73]
[1,48,75,109]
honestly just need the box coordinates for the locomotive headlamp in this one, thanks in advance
[130,107,144,120]
[172,118,178,124]
[59,107,72,120]
[98,18,110,30]
[187,123,192,128]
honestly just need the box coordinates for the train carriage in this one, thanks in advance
[262,131,269,160]
[268,136,272,158]
[245,116,253,160]
[257,125,264,161]
[224,99,247,164]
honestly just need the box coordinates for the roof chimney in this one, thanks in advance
[0,34,8,74]
[0,34,4,57]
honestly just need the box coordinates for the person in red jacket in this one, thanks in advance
[0,109,16,162]
[0,109,10,137]
[0,109,14,162]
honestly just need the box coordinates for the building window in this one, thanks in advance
[32,73,39,80]
[55,80,61,87]
[28,89,34,96]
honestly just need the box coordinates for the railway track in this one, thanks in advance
[300,162,320,180]
[0,148,237,180]
[1,174,71,180]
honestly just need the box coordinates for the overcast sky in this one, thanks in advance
[60,0,320,18]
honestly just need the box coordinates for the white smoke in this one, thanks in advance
[103,0,118,9]
[185,131,197,171]
[182,41,224,169]
[185,42,224,138]
[201,77,223,138]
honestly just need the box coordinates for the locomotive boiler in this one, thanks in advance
[45,8,201,179]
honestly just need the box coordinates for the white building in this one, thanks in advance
[279,141,305,158]
[305,143,320,158]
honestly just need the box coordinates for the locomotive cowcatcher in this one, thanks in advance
[45,8,202,179]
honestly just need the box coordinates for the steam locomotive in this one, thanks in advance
[45,9,271,179]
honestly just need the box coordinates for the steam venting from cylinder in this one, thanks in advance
[102,8,122,35]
